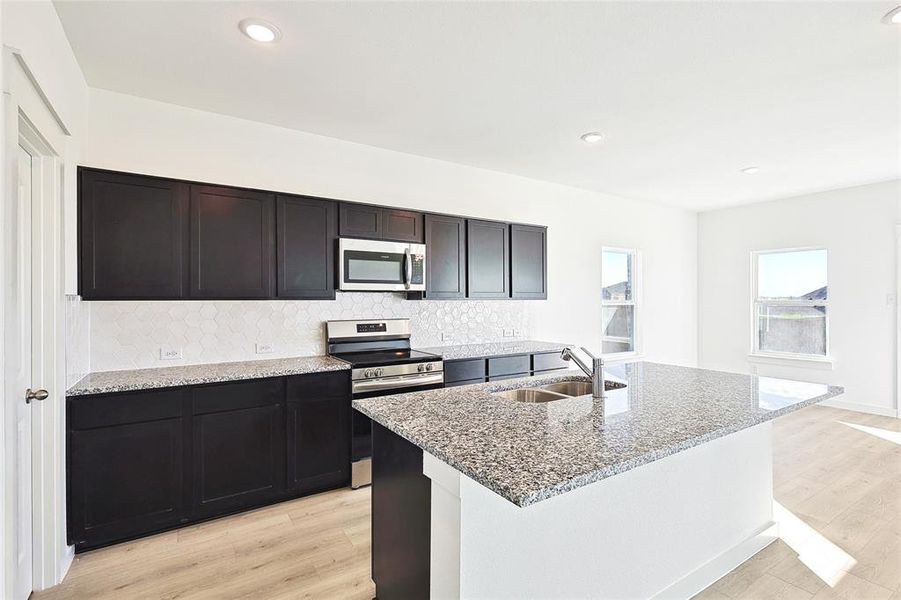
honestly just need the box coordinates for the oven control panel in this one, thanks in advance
[356,322,387,334]
[352,361,444,381]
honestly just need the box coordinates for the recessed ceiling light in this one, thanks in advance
[580,132,604,145]
[239,18,281,43]
[741,166,760,175]
[881,6,901,24]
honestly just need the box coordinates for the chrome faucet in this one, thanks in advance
[561,347,606,399]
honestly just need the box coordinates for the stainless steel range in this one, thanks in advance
[326,318,443,488]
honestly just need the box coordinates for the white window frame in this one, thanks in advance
[749,247,832,366]
[601,247,641,360]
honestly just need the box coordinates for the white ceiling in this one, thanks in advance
[55,1,901,210]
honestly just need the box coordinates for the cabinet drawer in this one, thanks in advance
[192,378,284,415]
[532,351,568,373]
[445,378,485,388]
[445,359,486,383]
[68,388,186,430]
[286,371,350,402]
[487,374,525,383]
[487,355,530,378]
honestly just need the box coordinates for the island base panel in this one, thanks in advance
[371,422,431,600]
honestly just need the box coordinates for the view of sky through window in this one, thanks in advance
[602,250,632,301]
[758,249,827,299]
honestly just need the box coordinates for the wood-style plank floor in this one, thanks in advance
[36,405,900,600]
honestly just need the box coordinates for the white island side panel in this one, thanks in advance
[424,422,774,600]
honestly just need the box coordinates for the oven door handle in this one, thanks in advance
[353,371,444,394]
[403,247,412,290]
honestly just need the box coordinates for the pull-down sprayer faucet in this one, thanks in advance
[560,347,606,399]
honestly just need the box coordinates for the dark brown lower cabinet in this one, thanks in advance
[191,379,286,517]
[287,372,351,493]
[68,371,351,552]
[68,417,186,550]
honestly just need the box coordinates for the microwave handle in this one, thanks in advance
[403,247,412,289]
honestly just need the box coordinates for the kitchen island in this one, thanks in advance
[353,361,843,600]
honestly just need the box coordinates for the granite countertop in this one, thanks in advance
[353,361,843,507]
[67,355,350,396]
[417,340,571,360]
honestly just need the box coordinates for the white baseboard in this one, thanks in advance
[820,398,899,418]
[651,522,779,600]
[58,544,74,584]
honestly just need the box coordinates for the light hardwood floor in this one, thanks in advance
[36,405,900,600]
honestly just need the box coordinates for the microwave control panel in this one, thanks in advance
[411,252,424,284]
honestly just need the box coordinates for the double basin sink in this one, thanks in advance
[494,379,627,403]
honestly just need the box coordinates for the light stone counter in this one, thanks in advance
[353,361,843,507]
[416,340,570,360]
[67,355,349,396]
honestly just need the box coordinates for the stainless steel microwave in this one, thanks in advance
[338,238,426,292]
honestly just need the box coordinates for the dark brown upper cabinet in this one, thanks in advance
[466,218,510,299]
[339,203,424,243]
[277,195,336,300]
[190,185,275,299]
[339,203,381,239]
[423,214,466,299]
[510,224,548,299]
[383,209,423,243]
[79,169,188,299]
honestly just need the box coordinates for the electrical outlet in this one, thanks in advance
[160,347,183,360]
[441,332,453,342]
[256,343,275,354]
[503,328,514,337]
[887,293,896,306]
[513,328,521,337]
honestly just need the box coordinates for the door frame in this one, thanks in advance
[897,222,900,419]
[2,46,71,597]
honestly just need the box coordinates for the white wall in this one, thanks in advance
[80,89,699,370]
[699,180,899,417]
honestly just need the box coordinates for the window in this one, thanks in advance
[752,248,828,358]
[602,248,638,355]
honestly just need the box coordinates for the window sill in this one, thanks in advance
[602,352,644,364]
[746,353,834,371]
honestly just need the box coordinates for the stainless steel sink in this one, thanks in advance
[495,379,628,403]
[539,380,626,396]
[493,388,569,403]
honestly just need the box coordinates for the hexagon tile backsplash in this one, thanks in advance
[86,292,533,371]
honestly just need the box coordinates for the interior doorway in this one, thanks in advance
[4,109,62,599]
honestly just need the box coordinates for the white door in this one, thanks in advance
[10,143,35,600]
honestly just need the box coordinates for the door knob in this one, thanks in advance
[25,388,49,404]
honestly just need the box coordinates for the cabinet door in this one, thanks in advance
[424,214,466,299]
[277,195,336,299]
[190,185,275,298]
[466,219,510,299]
[286,372,350,493]
[510,224,547,299]
[339,203,382,239]
[191,379,285,517]
[79,168,188,299]
[68,417,185,551]
[383,209,424,243]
